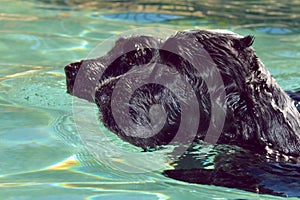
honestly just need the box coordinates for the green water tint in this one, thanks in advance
[0,0,300,199]
[33,0,300,28]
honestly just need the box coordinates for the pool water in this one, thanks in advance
[1,0,300,199]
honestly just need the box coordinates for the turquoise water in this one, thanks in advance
[1,0,300,199]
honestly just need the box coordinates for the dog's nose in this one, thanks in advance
[64,61,82,94]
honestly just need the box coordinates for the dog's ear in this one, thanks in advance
[233,35,254,50]
[241,35,255,48]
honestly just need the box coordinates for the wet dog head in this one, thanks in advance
[65,30,300,156]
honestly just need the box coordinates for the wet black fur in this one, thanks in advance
[65,30,300,197]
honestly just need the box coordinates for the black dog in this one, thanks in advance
[65,30,300,197]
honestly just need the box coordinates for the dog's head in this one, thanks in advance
[65,30,300,156]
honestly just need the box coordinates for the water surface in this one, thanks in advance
[1,0,300,199]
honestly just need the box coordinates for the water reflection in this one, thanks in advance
[1,0,300,199]
[35,0,300,33]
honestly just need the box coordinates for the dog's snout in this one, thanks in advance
[64,61,82,94]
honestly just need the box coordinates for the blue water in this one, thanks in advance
[0,0,300,199]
